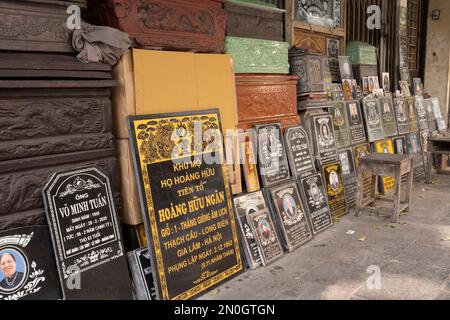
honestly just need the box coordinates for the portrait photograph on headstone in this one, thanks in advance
[321,161,348,219]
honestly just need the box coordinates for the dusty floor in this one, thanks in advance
[201,175,450,300]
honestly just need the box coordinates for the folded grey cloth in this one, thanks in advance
[72,21,132,65]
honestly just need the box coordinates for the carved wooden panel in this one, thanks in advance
[225,1,284,41]
[0,0,80,52]
[87,0,227,53]
[293,30,325,54]
[235,74,300,130]
[0,151,119,223]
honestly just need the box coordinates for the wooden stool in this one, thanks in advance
[425,135,450,184]
[356,154,415,223]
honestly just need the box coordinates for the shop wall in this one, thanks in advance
[424,0,450,120]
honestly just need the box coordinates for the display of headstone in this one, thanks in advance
[332,84,345,101]
[342,79,354,100]
[43,166,133,300]
[321,161,348,219]
[345,100,367,145]
[267,181,313,252]
[247,209,284,266]
[127,110,243,300]
[423,99,438,136]
[127,248,157,300]
[415,96,429,131]
[284,126,316,180]
[374,139,396,193]
[406,97,419,132]
[338,56,354,80]
[362,99,385,142]
[431,98,447,133]
[420,129,431,170]
[255,123,291,187]
[338,149,358,208]
[353,143,374,204]
[311,115,338,164]
[382,73,391,93]
[379,96,398,137]
[239,130,261,193]
[330,101,351,149]
[0,226,62,300]
[394,97,410,135]
[298,173,333,234]
[406,132,425,180]
[413,78,424,97]
[393,136,408,155]
[233,191,268,269]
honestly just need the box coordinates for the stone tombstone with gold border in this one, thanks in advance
[329,101,351,149]
[345,100,367,145]
[233,191,268,270]
[267,181,313,252]
[311,115,338,165]
[394,97,410,135]
[284,125,316,180]
[406,97,419,133]
[298,173,333,234]
[321,161,348,219]
[353,143,374,205]
[127,109,243,300]
[238,130,261,193]
[362,99,384,143]
[338,148,357,208]
[247,209,284,266]
[374,139,396,194]
[255,123,291,188]
[379,96,398,137]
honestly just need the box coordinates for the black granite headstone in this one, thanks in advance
[345,100,367,145]
[394,97,410,135]
[338,149,358,208]
[43,166,133,300]
[255,123,291,187]
[415,96,429,131]
[233,191,268,269]
[0,226,62,300]
[127,248,157,300]
[284,126,316,180]
[330,101,351,149]
[247,209,284,266]
[267,181,313,252]
[406,132,425,180]
[298,173,333,235]
[311,115,338,164]
[379,96,398,137]
[362,99,385,142]
[392,136,408,155]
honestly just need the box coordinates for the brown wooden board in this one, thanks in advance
[298,173,333,235]
[321,161,348,219]
[238,130,261,193]
[353,143,374,205]
[362,99,385,143]
[267,180,313,252]
[379,96,399,137]
[373,139,396,194]
[329,101,351,149]
[128,110,243,300]
[345,100,367,145]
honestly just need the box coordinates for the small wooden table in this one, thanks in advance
[356,154,415,223]
[425,134,450,184]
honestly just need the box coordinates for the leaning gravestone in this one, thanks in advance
[127,247,157,300]
[321,161,348,219]
[345,100,367,145]
[379,96,398,137]
[284,126,316,180]
[362,99,385,142]
[311,115,338,165]
[267,181,313,252]
[338,149,358,208]
[0,226,62,300]
[394,97,410,135]
[298,173,333,235]
[128,110,243,300]
[43,166,133,300]
[415,96,429,131]
[329,101,351,149]
[407,132,426,181]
